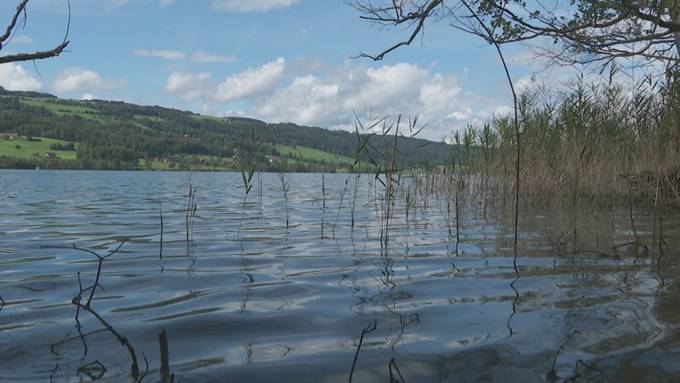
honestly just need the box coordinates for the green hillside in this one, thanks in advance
[0,86,457,172]
[0,136,76,160]
[275,145,355,165]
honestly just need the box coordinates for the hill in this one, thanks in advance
[0,87,457,172]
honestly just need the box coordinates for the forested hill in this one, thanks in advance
[0,86,456,171]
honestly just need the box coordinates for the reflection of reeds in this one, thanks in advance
[159,329,173,383]
[388,358,406,383]
[69,240,150,382]
[546,330,580,381]
[349,319,377,383]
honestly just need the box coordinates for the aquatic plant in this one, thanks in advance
[185,181,197,244]
[277,171,291,229]
[237,128,260,203]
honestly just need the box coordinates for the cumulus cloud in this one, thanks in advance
[0,63,42,91]
[165,71,213,101]
[215,57,285,101]
[53,68,123,93]
[210,0,299,12]
[255,75,339,126]
[250,62,478,138]
[134,49,186,60]
[163,59,508,140]
[81,93,97,101]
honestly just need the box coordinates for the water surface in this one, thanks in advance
[1,170,679,382]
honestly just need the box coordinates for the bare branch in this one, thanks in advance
[0,0,28,46]
[0,0,71,64]
[350,0,443,61]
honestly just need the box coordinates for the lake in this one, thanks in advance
[1,170,679,382]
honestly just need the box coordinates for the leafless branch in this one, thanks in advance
[0,0,71,64]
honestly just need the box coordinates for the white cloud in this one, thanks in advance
[215,57,285,101]
[165,71,213,101]
[0,63,42,91]
[255,75,339,125]
[163,59,510,140]
[192,51,237,64]
[210,0,299,12]
[249,62,484,139]
[134,49,186,60]
[81,93,97,101]
[53,68,123,93]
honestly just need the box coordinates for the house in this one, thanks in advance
[183,134,191,141]
[44,152,57,159]
[3,133,18,141]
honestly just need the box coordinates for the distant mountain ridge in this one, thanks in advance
[0,86,456,171]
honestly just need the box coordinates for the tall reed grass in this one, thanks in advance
[437,67,680,209]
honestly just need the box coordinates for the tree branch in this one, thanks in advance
[0,0,71,64]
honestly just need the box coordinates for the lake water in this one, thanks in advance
[1,170,680,382]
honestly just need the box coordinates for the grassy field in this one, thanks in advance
[0,137,77,160]
[20,98,103,121]
[275,145,355,165]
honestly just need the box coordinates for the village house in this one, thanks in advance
[3,133,19,141]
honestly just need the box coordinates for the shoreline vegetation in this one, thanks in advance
[3,67,680,209]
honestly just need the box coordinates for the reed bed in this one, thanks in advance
[418,68,680,211]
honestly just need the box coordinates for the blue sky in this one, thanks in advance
[0,0,545,140]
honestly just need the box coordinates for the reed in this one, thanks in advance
[237,129,260,204]
[277,171,291,229]
[321,173,326,239]
[431,67,680,211]
[185,182,197,244]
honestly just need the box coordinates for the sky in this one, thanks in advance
[0,0,550,141]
